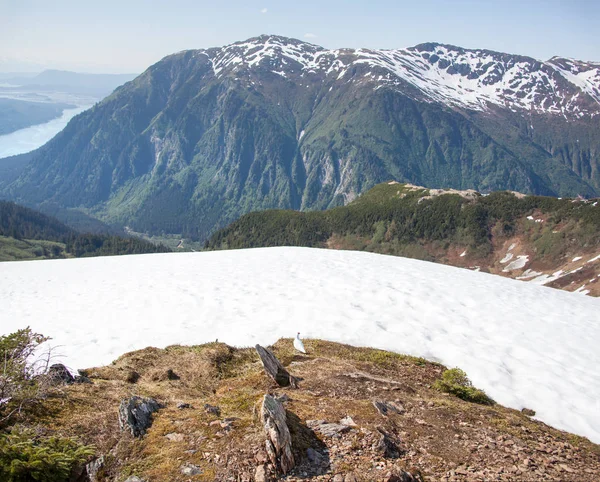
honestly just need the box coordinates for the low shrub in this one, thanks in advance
[0,427,94,482]
[1,328,50,420]
[433,368,494,405]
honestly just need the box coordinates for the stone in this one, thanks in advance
[339,415,357,427]
[177,402,191,409]
[373,400,405,417]
[118,396,161,437]
[383,472,420,482]
[255,464,268,482]
[85,455,104,482]
[261,394,294,474]
[333,475,344,482]
[47,363,74,384]
[306,447,323,464]
[181,463,202,475]
[307,420,351,438]
[255,344,298,388]
[204,403,221,416]
[375,429,401,458]
[345,474,358,482]
[521,407,536,417]
[124,477,146,482]
[165,432,185,442]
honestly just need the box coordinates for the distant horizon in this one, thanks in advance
[1,0,599,74]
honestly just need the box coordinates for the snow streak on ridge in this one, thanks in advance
[198,35,600,118]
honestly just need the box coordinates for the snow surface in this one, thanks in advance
[1,247,600,443]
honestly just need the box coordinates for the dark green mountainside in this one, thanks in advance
[206,182,600,296]
[0,201,170,261]
[2,36,600,240]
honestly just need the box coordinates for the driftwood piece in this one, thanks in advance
[255,344,298,388]
[261,394,295,475]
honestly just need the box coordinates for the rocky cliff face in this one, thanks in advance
[4,35,600,239]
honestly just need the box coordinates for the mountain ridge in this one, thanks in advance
[2,35,600,239]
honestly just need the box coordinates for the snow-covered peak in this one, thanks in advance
[208,34,325,76]
[195,36,600,118]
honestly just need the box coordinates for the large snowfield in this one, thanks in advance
[1,247,599,444]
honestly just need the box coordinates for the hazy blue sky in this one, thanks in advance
[1,0,598,73]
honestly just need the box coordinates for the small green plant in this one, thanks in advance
[0,427,95,482]
[433,368,494,405]
[1,328,50,420]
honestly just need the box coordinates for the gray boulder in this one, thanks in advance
[118,396,161,437]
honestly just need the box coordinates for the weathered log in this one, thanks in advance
[261,394,295,475]
[255,344,298,388]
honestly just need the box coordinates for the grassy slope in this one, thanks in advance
[0,201,172,261]
[206,183,600,296]
[0,235,68,261]
[3,340,598,481]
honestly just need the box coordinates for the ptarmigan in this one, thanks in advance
[294,332,306,354]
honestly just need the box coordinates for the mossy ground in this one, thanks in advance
[2,339,599,481]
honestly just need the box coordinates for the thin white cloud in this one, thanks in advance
[261,8,268,14]
[304,33,317,39]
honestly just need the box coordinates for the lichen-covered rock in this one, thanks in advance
[48,363,75,384]
[118,396,161,437]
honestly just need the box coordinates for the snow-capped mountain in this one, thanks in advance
[3,35,600,239]
[204,35,600,117]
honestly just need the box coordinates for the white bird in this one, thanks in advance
[294,332,306,354]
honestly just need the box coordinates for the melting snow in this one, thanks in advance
[587,254,600,264]
[572,256,583,262]
[1,248,600,443]
[500,252,514,264]
[460,250,466,257]
[502,255,529,272]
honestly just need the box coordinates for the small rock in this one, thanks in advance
[345,474,358,482]
[375,429,401,458]
[47,364,75,384]
[166,368,180,380]
[181,463,202,475]
[383,471,420,482]
[339,415,357,427]
[204,403,221,416]
[521,408,536,417]
[85,455,104,482]
[118,396,161,437]
[124,477,146,482]
[333,475,344,482]
[177,402,191,409]
[306,420,351,437]
[255,464,268,482]
[165,432,185,442]
[373,400,404,417]
[306,447,323,464]
[255,451,268,464]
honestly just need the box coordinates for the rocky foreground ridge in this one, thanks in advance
[4,339,599,481]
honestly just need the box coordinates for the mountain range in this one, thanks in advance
[1,35,599,239]
[0,69,138,97]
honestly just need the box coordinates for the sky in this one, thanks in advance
[1,0,599,74]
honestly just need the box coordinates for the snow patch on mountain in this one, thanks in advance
[203,36,600,117]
